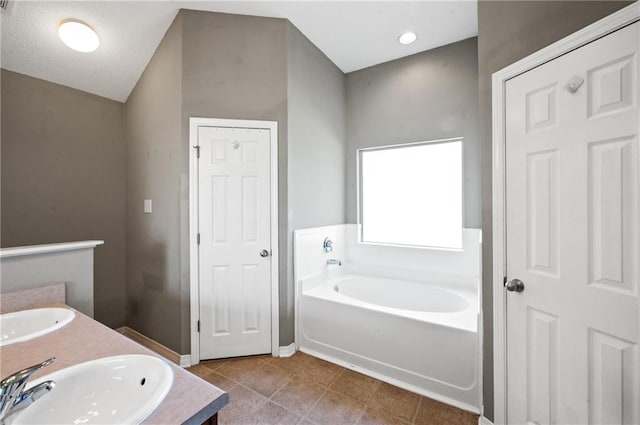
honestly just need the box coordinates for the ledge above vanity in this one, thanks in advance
[0,240,104,318]
[0,240,104,259]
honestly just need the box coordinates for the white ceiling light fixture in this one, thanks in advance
[58,19,100,53]
[398,31,418,45]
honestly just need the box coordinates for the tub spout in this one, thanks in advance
[327,259,342,266]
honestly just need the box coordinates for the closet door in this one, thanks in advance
[505,22,639,424]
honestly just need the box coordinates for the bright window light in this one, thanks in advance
[359,139,463,250]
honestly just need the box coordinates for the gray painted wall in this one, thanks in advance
[1,249,96,316]
[125,10,348,351]
[181,10,289,349]
[477,1,633,419]
[286,24,347,343]
[345,37,480,228]
[126,10,290,353]
[1,70,126,328]
[124,14,185,353]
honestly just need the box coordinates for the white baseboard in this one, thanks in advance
[179,355,192,368]
[278,343,296,357]
[478,416,494,425]
[117,326,191,368]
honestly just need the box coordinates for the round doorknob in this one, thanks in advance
[260,249,270,258]
[506,278,525,292]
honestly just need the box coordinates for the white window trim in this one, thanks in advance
[356,136,465,251]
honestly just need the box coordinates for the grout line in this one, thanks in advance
[239,363,266,384]
[411,396,422,424]
[267,376,292,401]
[269,374,295,399]
[201,362,227,372]
[216,361,264,382]
[267,397,305,423]
[300,384,330,423]
[236,383,272,403]
[362,380,379,411]
[328,366,345,388]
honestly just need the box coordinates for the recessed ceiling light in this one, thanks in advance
[58,19,100,53]
[398,32,418,45]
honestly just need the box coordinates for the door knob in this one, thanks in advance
[260,249,270,258]
[506,278,525,292]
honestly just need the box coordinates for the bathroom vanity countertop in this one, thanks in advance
[0,303,228,424]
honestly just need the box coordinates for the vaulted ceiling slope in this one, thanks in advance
[0,1,478,102]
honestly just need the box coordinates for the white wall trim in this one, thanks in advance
[0,240,104,259]
[278,343,296,358]
[490,4,639,424]
[189,117,280,364]
[478,416,494,425]
[179,355,192,368]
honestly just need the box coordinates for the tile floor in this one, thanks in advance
[188,351,478,425]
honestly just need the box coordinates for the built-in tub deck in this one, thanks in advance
[300,273,480,413]
[305,274,478,332]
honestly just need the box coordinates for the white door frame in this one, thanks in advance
[189,117,280,365]
[491,4,639,424]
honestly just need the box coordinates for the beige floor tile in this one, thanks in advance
[212,353,476,425]
[414,397,478,425]
[202,371,237,391]
[271,378,326,417]
[217,356,267,381]
[268,352,312,376]
[307,390,366,425]
[200,358,229,372]
[368,383,420,423]
[234,401,302,425]
[187,363,214,378]
[219,384,268,424]
[357,407,408,425]
[330,369,381,404]
[242,363,294,397]
[301,355,344,387]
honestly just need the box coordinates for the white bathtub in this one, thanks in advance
[298,273,480,412]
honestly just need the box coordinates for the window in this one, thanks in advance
[358,138,463,250]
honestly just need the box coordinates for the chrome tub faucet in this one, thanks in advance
[0,357,56,423]
[327,259,342,266]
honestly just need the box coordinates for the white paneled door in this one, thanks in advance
[197,125,273,359]
[505,22,639,424]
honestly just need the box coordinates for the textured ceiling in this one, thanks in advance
[0,1,477,102]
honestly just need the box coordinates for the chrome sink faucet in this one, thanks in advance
[327,259,342,266]
[0,358,56,423]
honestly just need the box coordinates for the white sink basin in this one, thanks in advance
[0,308,75,347]
[10,355,174,425]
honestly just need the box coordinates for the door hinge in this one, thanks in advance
[197,320,200,333]
[193,145,200,158]
[197,233,200,245]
